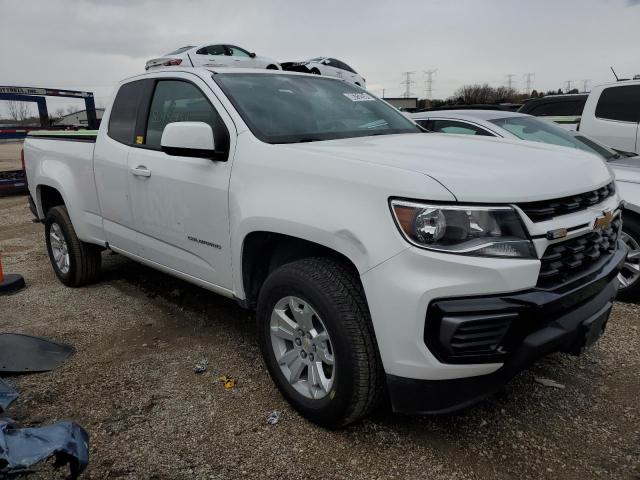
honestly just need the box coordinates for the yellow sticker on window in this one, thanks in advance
[135,136,144,144]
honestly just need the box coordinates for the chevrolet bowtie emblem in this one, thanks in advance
[594,211,614,231]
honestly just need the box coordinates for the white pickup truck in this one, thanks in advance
[24,68,625,428]
[579,79,640,154]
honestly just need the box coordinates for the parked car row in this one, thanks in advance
[24,66,625,428]
[146,43,366,86]
[520,80,640,155]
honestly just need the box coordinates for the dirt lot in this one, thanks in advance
[0,193,638,480]
[0,141,23,171]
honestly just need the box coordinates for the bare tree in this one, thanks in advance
[450,84,521,104]
[6,101,32,124]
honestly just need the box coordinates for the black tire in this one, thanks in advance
[310,68,321,75]
[257,257,385,428]
[266,64,279,70]
[618,213,640,301]
[45,205,102,287]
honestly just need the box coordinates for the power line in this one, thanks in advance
[423,69,437,99]
[523,73,535,94]
[400,71,416,98]
[506,74,516,90]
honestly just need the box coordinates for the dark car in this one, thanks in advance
[519,94,587,116]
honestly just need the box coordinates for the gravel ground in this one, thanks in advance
[0,193,638,480]
[0,141,23,171]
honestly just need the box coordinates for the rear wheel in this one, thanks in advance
[266,64,279,70]
[45,206,102,287]
[310,68,321,75]
[618,214,640,301]
[257,257,384,428]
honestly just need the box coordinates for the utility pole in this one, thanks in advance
[400,71,416,98]
[564,80,575,92]
[423,69,437,99]
[581,79,590,93]
[523,72,535,94]
[506,74,516,90]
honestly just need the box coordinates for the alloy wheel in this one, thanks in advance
[269,296,335,400]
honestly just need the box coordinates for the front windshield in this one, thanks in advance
[489,116,617,160]
[214,73,420,143]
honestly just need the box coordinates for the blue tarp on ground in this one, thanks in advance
[0,418,89,479]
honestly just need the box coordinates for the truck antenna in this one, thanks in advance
[610,66,620,81]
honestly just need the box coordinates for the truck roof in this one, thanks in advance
[122,66,338,84]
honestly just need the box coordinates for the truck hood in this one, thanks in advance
[278,133,613,203]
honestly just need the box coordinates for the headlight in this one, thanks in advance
[390,200,535,258]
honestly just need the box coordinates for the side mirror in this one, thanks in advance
[322,59,330,65]
[249,52,256,58]
[160,122,224,160]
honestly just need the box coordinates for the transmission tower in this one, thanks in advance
[423,69,437,99]
[582,79,590,93]
[400,71,416,98]
[506,74,516,90]
[523,73,535,94]
[565,80,575,92]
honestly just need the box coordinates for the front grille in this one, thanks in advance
[537,216,621,288]
[518,182,616,222]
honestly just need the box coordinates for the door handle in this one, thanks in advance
[130,165,151,177]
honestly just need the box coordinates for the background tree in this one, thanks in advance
[6,101,32,125]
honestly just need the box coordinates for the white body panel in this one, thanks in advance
[411,109,640,215]
[25,68,617,382]
[289,57,366,87]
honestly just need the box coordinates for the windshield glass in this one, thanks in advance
[214,73,420,143]
[489,116,616,160]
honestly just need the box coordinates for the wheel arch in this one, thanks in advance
[36,183,66,219]
[239,231,362,309]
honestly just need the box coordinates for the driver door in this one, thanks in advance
[126,74,235,289]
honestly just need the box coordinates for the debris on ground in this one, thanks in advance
[0,333,73,373]
[534,377,566,389]
[0,418,89,479]
[266,411,280,425]
[0,379,18,412]
[194,359,208,374]
[218,375,236,390]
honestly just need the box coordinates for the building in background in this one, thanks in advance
[383,97,418,111]
[55,108,104,127]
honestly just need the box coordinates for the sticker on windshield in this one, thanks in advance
[343,93,375,102]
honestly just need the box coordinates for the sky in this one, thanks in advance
[0,0,638,117]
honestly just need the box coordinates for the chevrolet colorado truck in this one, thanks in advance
[24,68,625,428]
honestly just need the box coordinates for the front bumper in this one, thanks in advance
[386,239,625,414]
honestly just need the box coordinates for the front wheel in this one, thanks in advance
[618,214,640,301]
[257,258,384,428]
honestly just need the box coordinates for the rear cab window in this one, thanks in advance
[595,85,640,123]
[108,80,149,144]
